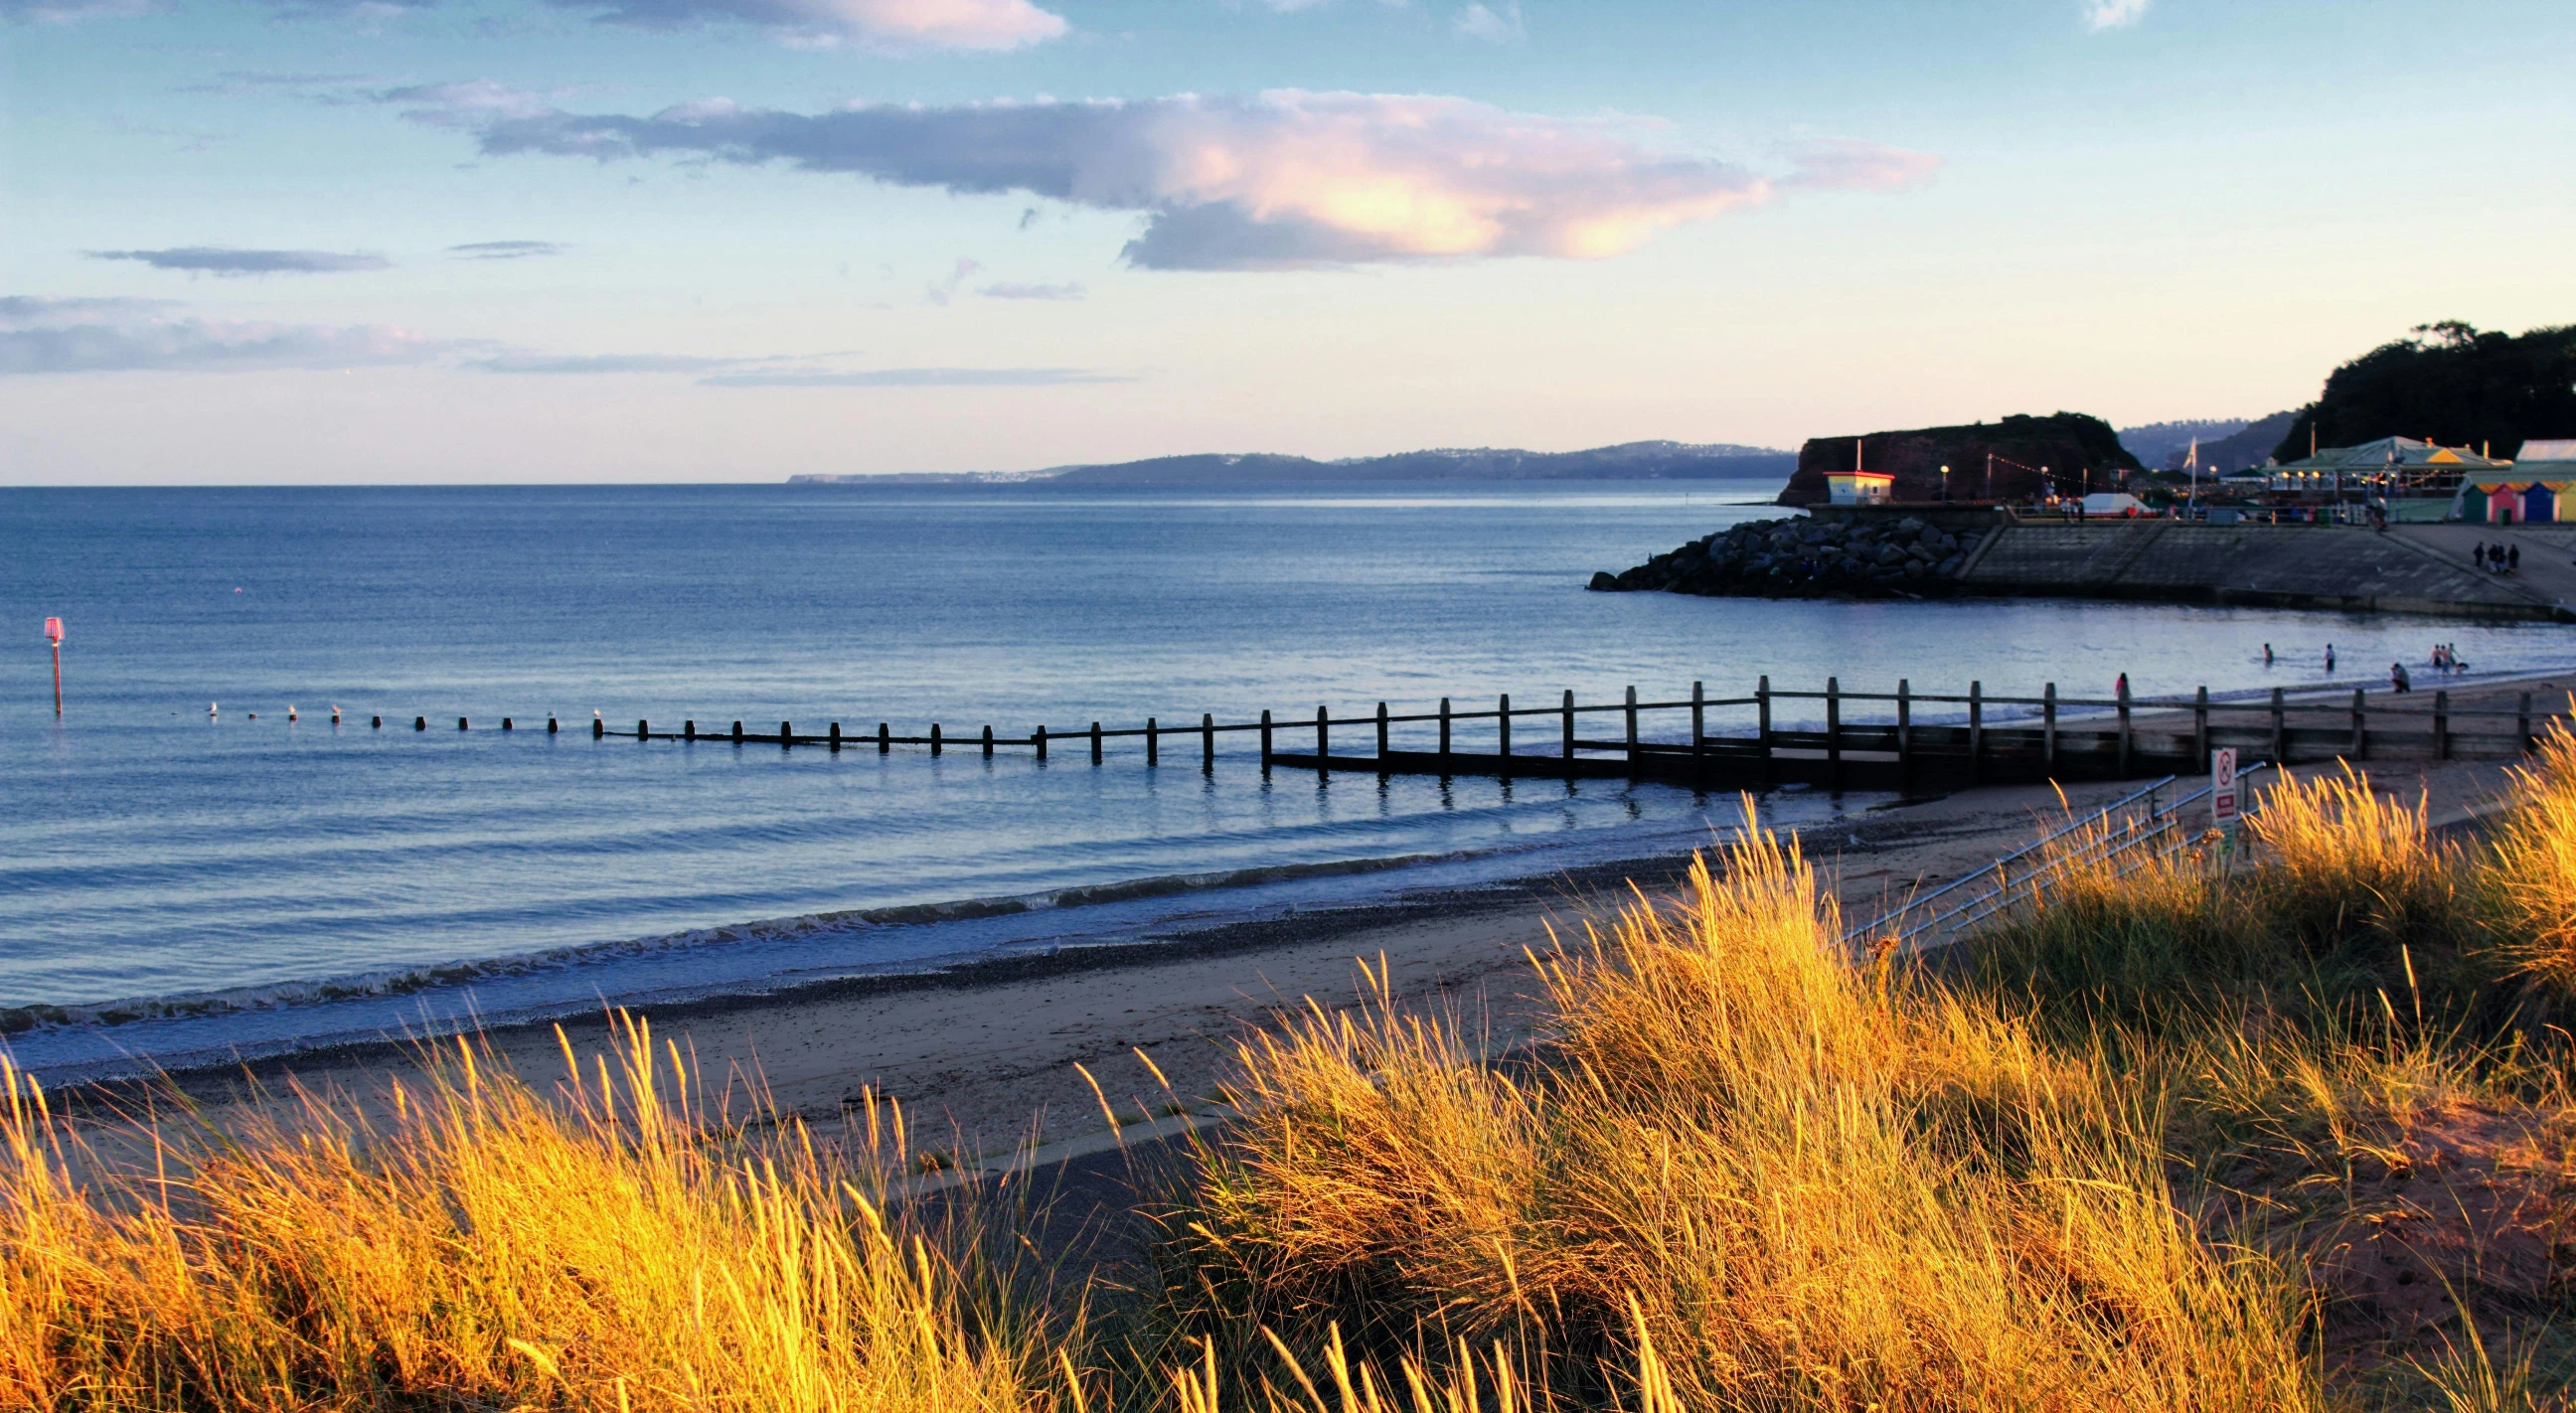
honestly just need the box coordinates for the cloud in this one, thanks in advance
[1,0,157,21]
[1776,138,1943,193]
[2083,0,2148,29]
[925,255,981,306]
[542,0,1066,50]
[85,246,394,275]
[1451,1,1522,43]
[448,239,564,259]
[414,88,1932,270]
[0,296,442,374]
[978,280,1084,300]
[702,367,1129,387]
[470,352,737,373]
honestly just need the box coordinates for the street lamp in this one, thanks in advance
[1940,464,1950,502]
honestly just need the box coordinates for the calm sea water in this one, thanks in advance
[6,482,2570,1078]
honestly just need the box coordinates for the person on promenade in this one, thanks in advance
[2509,544,2521,573]
[2391,662,2412,693]
[2115,671,2129,699]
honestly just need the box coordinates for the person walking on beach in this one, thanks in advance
[2391,662,2411,693]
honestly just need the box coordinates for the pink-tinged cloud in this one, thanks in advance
[431,89,1938,269]
[1777,137,1944,193]
[549,0,1067,50]
[0,298,442,374]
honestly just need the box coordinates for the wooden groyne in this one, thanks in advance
[374,678,2572,793]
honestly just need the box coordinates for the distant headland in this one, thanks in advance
[786,440,1799,487]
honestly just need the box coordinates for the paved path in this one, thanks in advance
[2389,525,2576,615]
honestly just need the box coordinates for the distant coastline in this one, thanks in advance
[787,439,1798,487]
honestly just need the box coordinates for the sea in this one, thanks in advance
[6,480,2569,1081]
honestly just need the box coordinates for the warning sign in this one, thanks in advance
[2211,748,2239,828]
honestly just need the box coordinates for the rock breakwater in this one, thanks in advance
[1588,515,1975,599]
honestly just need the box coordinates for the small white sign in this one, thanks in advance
[2211,748,2239,827]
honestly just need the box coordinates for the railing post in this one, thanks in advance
[2270,688,2286,764]
[1260,710,1273,772]
[1498,694,1513,776]
[2193,686,2209,772]
[1624,685,1639,775]
[1147,716,1159,766]
[1690,681,1705,778]
[930,722,941,757]
[1376,702,1389,758]
[2520,692,2534,754]
[2349,690,2365,759]
[1827,676,1843,791]
[1562,690,1577,778]
[1035,724,1047,762]
[2042,683,2057,777]
[1203,712,1215,771]
[878,721,889,754]
[2116,678,2132,778]
[1091,720,1104,764]
[1897,679,1913,792]
[1757,675,1774,786]
[1969,680,1984,783]
[1439,698,1452,759]
[984,723,996,759]
[2433,690,2449,761]
[1316,705,1330,764]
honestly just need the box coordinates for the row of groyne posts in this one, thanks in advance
[376,677,2570,792]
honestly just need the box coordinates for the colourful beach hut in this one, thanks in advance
[2462,439,2576,524]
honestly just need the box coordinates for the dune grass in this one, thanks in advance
[14,746,2576,1409]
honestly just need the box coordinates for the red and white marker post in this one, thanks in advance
[44,617,64,716]
[2209,747,2239,862]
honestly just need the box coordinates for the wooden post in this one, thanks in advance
[1035,724,1047,762]
[733,720,744,744]
[587,715,598,738]
[878,721,889,754]
[2193,686,2209,772]
[1147,716,1159,766]
[2349,690,2365,759]
[460,717,471,731]
[686,719,697,741]
[2042,684,2057,777]
[984,724,995,758]
[1969,681,1984,783]
[1691,681,1705,778]
[1562,690,1577,777]
[1260,709,1273,772]
[1897,679,1913,792]
[930,723,941,757]
[1439,698,1452,759]
[2433,690,2449,761]
[827,721,839,750]
[1757,676,1774,786]
[1498,694,1513,776]
[2520,692,2534,754]
[780,720,792,748]
[2116,679,2132,778]
[545,715,555,734]
[2270,688,2286,764]
[1623,685,1639,774]
[1376,702,1389,758]
[1826,677,1843,791]
[1091,720,1104,764]
[1316,706,1329,763]
[1203,712,1215,771]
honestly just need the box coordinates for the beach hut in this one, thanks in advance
[1826,469,1894,505]
[2458,438,2576,524]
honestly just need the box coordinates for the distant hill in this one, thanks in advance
[788,440,1797,486]
[2119,418,2250,469]
[1778,412,2142,507]
[2277,322,2576,462]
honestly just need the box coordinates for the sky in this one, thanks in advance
[2,0,2572,484]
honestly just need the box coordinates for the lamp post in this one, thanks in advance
[1940,464,1951,503]
[45,616,63,716]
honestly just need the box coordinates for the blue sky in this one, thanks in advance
[3,0,2571,482]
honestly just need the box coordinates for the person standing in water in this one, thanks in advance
[2325,644,2335,673]
[2263,643,2274,667]
[2391,662,2412,693]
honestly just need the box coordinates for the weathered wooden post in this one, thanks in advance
[2041,684,2056,776]
[2193,686,2209,772]
[587,715,598,738]
[2520,693,2534,753]
[1035,724,1047,762]
[1376,702,1389,758]
[1091,720,1104,764]
[2349,690,2365,758]
[1756,676,1774,786]
[1498,694,1513,776]
[1623,686,1639,774]
[2116,678,2133,778]
[1897,679,1913,791]
[686,719,698,741]
[1827,677,1843,791]
[1202,712,1215,771]
[501,717,513,731]
[929,723,941,756]
[460,717,471,731]
[732,720,744,744]
[1561,690,1577,778]
[780,720,793,748]
[828,721,839,750]
[983,724,995,759]
[545,715,556,734]
[2270,688,2286,764]
[2433,691,2449,761]
[1439,698,1452,759]
[1690,681,1705,778]
[1316,706,1329,764]
[1260,709,1273,772]
[878,721,889,754]
[1969,681,1984,783]
[1147,716,1159,766]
